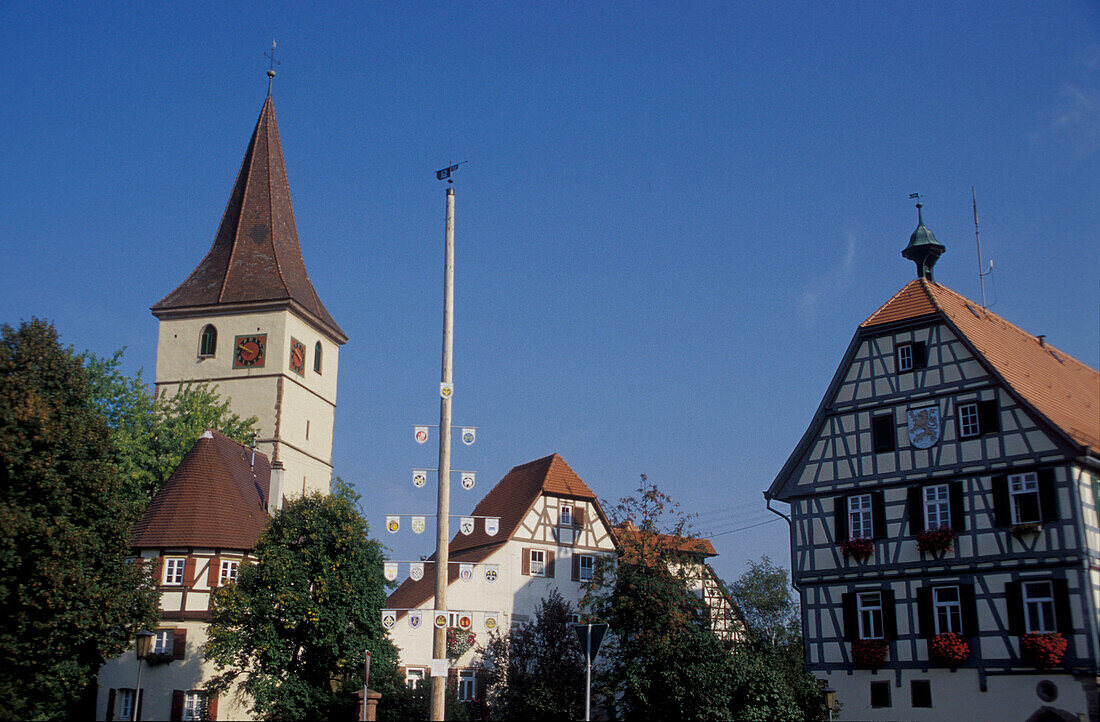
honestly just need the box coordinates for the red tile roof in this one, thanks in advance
[132,430,272,550]
[612,521,718,561]
[151,95,346,343]
[863,278,1099,453]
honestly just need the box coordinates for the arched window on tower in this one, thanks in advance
[199,325,217,357]
[314,341,323,374]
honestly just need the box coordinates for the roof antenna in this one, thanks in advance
[264,39,280,96]
[972,187,994,308]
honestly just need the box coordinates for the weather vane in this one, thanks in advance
[436,161,468,184]
[909,192,922,205]
[265,39,280,94]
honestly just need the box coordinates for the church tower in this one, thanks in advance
[150,91,346,499]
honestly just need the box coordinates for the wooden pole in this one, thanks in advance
[429,186,455,721]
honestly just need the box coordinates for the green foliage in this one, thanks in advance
[0,320,159,720]
[203,480,398,721]
[727,556,800,648]
[82,350,257,506]
[378,679,470,722]
[478,590,585,720]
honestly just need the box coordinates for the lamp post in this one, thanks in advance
[132,630,154,722]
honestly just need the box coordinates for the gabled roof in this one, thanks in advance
[151,95,346,344]
[132,430,272,550]
[612,521,718,561]
[387,453,604,611]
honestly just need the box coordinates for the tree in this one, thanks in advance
[727,556,800,648]
[0,320,159,720]
[82,349,257,507]
[478,590,586,720]
[203,480,399,721]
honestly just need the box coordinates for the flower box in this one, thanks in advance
[852,638,889,669]
[144,652,174,666]
[929,632,969,666]
[917,526,957,554]
[841,537,873,562]
[446,627,476,657]
[1021,632,1067,669]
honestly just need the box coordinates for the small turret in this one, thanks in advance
[902,199,946,281]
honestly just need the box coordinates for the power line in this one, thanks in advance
[705,518,780,538]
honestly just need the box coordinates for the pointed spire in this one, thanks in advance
[152,94,346,343]
[901,197,946,281]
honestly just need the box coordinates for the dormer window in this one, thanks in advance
[896,341,927,373]
[199,325,217,357]
[314,342,323,374]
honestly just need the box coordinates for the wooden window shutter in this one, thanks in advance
[209,556,221,588]
[916,587,933,637]
[521,548,530,576]
[476,669,488,701]
[447,668,458,691]
[882,589,897,639]
[1004,581,1024,635]
[547,551,556,578]
[872,414,895,452]
[871,491,887,539]
[182,557,196,586]
[1038,468,1059,522]
[842,593,857,641]
[834,497,849,543]
[950,482,966,531]
[206,693,219,721]
[908,487,925,534]
[172,628,187,660]
[155,556,165,585]
[106,689,116,722]
[572,555,580,582]
[978,399,1000,434]
[912,341,927,369]
[574,507,584,528]
[1053,579,1073,636]
[170,690,185,721]
[991,475,1010,526]
[960,584,979,637]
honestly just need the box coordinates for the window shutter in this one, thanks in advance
[547,551,556,578]
[447,668,458,691]
[206,693,219,721]
[209,556,221,588]
[574,507,585,528]
[106,689,116,722]
[1052,579,1073,636]
[872,415,895,453]
[912,341,927,369]
[872,491,887,539]
[183,557,196,586]
[842,592,857,642]
[882,589,897,639]
[155,556,164,585]
[476,669,488,702]
[1004,581,1024,635]
[916,587,933,637]
[978,399,1000,434]
[170,690,185,721]
[908,486,925,534]
[1038,468,1059,522]
[834,497,849,543]
[950,482,965,531]
[572,555,580,582]
[960,584,979,637]
[172,628,187,660]
[991,475,1010,527]
[521,549,530,576]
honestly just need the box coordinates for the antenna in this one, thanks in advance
[972,186,993,308]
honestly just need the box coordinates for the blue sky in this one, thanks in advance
[2,2,1097,583]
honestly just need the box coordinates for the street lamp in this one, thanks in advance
[132,630,154,722]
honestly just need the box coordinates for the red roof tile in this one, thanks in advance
[151,95,346,343]
[863,278,1099,452]
[132,430,272,550]
[612,521,718,560]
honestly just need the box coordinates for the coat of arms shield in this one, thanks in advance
[409,610,422,629]
[484,517,499,536]
[484,564,498,583]
[383,562,397,581]
[459,564,473,582]
[907,406,941,448]
[412,516,426,534]
[460,517,475,535]
[381,610,396,629]
[410,562,424,581]
[460,472,475,490]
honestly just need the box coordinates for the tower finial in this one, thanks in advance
[902,193,945,280]
[264,39,280,96]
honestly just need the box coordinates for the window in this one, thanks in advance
[578,555,594,582]
[957,399,999,439]
[857,592,884,639]
[848,494,873,540]
[872,414,896,452]
[1023,581,1056,633]
[405,668,426,690]
[897,344,914,372]
[530,550,545,577]
[932,586,962,634]
[924,484,950,530]
[199,325,217,357]
[457,669,477,701]
[152,629,173,655]
[1010,472,1041,524]
[911,680,932,708]
[870,680,891,708]
[119,689,135,720]
[182,692,203,721]
[958,403,980,438]
[314,341,323,373]
[219,560,239,586]
[896,341,926,373]
[559,505,572,527]
[163,558,185,585]
[570,613,581,624]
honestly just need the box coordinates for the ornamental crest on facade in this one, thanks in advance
[907,406,941,448]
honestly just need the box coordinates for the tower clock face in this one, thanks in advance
[289,338,305,375]
[233,334,267,369]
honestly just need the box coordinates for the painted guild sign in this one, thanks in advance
[484,613,499,631]
[458,614,473,631]
[907,406,941,449]
[386,516,400,533]
[440,382,453,399]
[460,517,475,536]
[412,516,426,534]
[484,564,498,583]
[485,518,499,536]
[381,610,396,629]
[461,472,476,490]
[461,427,476,445]
[434,612,448,629]
[414,426,429,444]
[410,562,424,581]
[383,562,398,581]
[413,470,427,488]
[459,564,474,582]
[409,610,422,629]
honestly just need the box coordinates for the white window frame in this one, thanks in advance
[1009,472,1041,525]
[457,669,477,701]
[118,689,134,720]
[924,484,950,530]
[957,402,980,438]
[559,505,572,527]
[152,629,172,655]
[1023,581,1056,633]
[932,586,962,634]
[897,344,914,372]
[219,559,240,586]
[163,557,185,586]
[530,549,546,577]
[848,494,873,540]
[182,692,203,721]
[578,554,594,582]
[857,591,884,639]
[405,667,426,690]
[570,613,581,624]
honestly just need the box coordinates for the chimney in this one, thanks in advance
[1038,335,1046,347]
[268,460,285,516]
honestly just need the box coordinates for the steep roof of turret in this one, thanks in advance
[151,95,346,343]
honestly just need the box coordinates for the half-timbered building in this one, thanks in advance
[766,205,1100,721]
